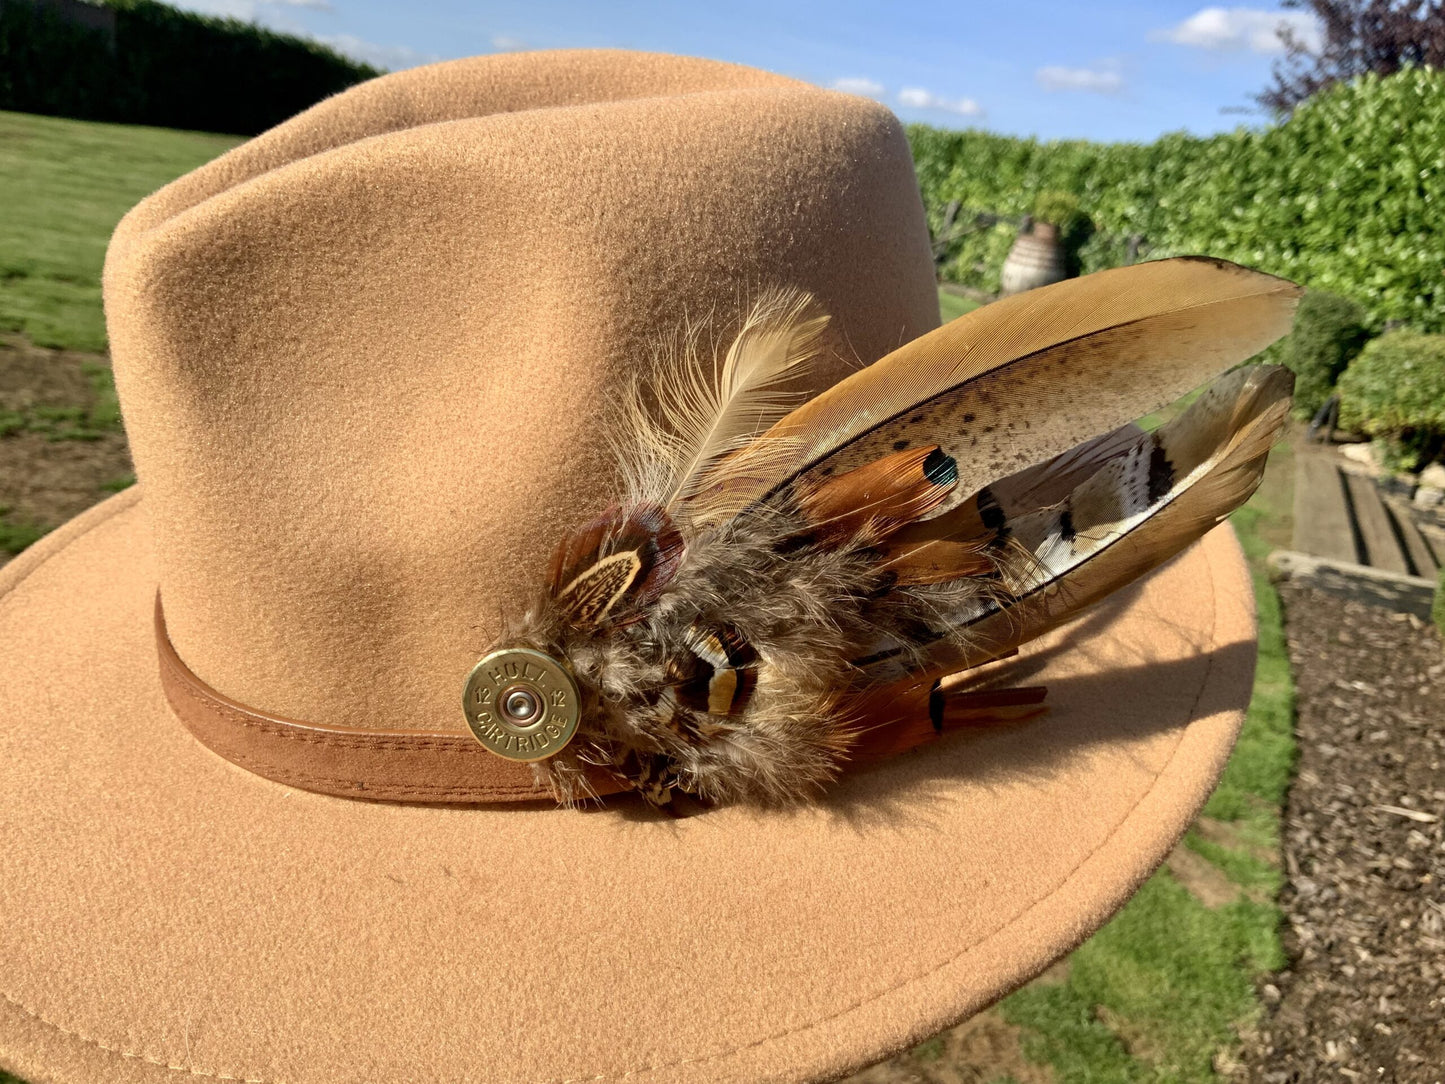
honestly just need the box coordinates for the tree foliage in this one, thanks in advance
[1259,0,1445,115]
[1029,190,1081,228]
[0,0,380,136]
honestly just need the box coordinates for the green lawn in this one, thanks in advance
[938,289,980,323]
[0,110,240,352]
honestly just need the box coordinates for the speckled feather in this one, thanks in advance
[734,256,1299,510]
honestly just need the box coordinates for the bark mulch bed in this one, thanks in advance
[1242,583,1444,1083]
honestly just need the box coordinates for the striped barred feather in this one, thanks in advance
[481,259,1300,806]
[919,363,1295,677]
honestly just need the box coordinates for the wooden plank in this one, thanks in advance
[1343,470,1410,574]
[1384,496,1441,579]
[1293,451,1360,564]
[1419,522,1445,573]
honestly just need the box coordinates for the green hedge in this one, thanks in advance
[0,0,380,135]
[910,68,1445,330]
[1337,331,1445,469]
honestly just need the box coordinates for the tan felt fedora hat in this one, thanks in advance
[0,50,1265,1084]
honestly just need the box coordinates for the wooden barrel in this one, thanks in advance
[1000,221,1067,296]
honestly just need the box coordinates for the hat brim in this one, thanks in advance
[0,488,1254,1084]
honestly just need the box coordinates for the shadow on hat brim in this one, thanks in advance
[0,487,1254,1084]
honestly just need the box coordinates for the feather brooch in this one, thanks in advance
[464,257,1300,806]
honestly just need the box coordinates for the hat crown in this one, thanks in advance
[104,49,938,730]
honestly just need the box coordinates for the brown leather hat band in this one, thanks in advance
[156,592,1047,805]
[154,593,629,803]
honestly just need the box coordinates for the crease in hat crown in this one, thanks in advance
[102,49,940,746]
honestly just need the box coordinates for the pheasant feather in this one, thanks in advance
[714,256,1299,513]
[475,259,1300,806]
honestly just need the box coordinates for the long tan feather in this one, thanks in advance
[846,683,1049,760]
[703,258,1299,516]
[988,422,1145,515]
[875,536,996,584]
[879,424,1146,561]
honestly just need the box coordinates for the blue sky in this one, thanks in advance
[171,0,1322,143]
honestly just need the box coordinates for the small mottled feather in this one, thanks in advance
[794,445,958,544]
[547,503,685,626]
[558,551,642,623]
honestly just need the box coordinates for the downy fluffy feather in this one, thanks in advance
[481,259,1300,805]
[617,288,829,526]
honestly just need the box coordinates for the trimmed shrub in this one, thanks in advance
[1281,290,1372,421]
[909,68,1445,331]
[1337,332,1445,470]
[0,1,119,121]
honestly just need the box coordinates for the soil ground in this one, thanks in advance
[0,335,131,563]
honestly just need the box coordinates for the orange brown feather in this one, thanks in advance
[793,445,958,545]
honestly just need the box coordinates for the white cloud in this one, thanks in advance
[314,33,440,71]
[831,77,885,97]
[1153,7,1323,54]
[897,86,983,117]
[491,34,527,51]
[832,79,984,116]
[1036,65,1124,94]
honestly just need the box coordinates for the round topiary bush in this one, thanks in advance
[1338,331,1445,470]
[1282,290,1372,421]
